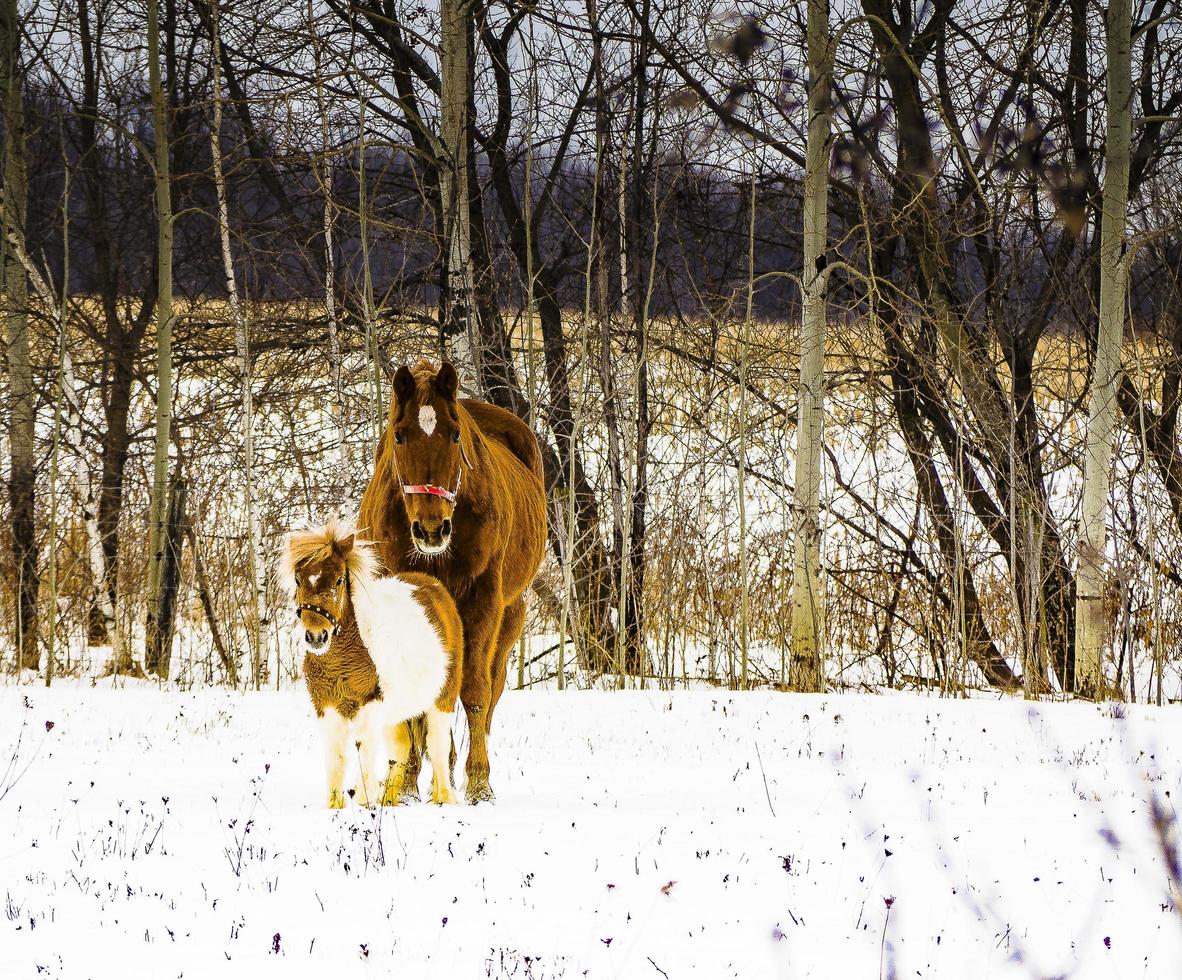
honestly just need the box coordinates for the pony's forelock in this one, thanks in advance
[278,516,382,595]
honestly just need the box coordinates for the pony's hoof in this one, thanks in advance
[430,786,458,805]
[465,782,495,805]
[398,788,421,805]
[327,789,347,809]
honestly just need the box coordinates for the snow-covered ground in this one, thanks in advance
[2,685,1180,978]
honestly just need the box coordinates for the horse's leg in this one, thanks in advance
[379,718,412,806]
[319,707,349,809]
[396,717,425,803]
[487,597,525,732]
[425,708,457,804]
[461,573,505,803]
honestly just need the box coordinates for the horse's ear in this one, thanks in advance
[435,361,459,402]
[335,533,354,555]
[393,366,416,408]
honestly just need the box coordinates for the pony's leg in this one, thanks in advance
[352,703,382,807]
[425,709,457,804]
[487,597,525,732]
[394,717,425,803]
[379,719,413,806]
[461,574,505,803]
[319,707,350,809]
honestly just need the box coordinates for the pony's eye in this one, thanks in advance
[452,430,460,443]
[394,430,404,445]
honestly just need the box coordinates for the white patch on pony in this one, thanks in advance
[350,576,451,731]
[418,405,437,436]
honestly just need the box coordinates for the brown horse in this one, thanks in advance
[359,360,546,802]
[280,517,464,807]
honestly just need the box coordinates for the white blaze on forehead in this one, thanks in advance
[418,405,437,436]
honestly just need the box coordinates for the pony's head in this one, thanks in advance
[279,517,379,655]
[388,360,475,557]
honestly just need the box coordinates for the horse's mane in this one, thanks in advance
[278,516,382,595]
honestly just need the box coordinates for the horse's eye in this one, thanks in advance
[394,430,404,445]
[335,577,343,586]
[452,430,460,443]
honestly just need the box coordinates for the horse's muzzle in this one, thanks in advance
[411,518,452,555]
[304,627,331,655]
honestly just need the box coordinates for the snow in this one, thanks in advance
[2,685,1181,978]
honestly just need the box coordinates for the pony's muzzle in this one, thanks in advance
[411,518,452,554]
[304,627,331,655]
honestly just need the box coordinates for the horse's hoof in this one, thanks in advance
[465,782,495,805]
[328,789,347,809]
[398,788,421,805]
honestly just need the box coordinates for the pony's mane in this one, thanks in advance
[278,516,382,595]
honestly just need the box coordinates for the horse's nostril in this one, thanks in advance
[304,629,313,644]
[441,519,452,537]
[412,520,424,539]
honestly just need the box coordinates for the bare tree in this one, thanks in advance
[144,0,176,675]
[2,0,38,672]
[789,0,833,693]
[1075,0,1134,697]
[209,0,265,688]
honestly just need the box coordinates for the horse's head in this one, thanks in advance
[281,518,378,655]
[389,360,473,557]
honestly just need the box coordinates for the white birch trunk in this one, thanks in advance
[357,100,383,447]
[1075,0,1131,697]
[2,0,39,671]
[312,26,346,477]
[789,0,831,692]
[2,190,119,658]
[738,159,756,689]
[46,169,70,687]
[210,0,264,689]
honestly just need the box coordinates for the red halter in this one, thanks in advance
[402,467,462,504]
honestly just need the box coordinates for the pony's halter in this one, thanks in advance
[295,569,348,633]
[295,601,340,632]
[402,467,463,504]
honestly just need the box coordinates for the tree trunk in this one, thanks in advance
[77,0,146,669]
[2,0,39,673]
[1075,0,1131,697]
[144,0,175,661]
[146,474,186,678]
[209,0,265,690]
[789,0,831,692]
[46,166,72,687]
[186,523,236,686]
[311,6,346,478]
[439,0,479,385]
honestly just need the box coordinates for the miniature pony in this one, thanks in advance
[280,517,463,807]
